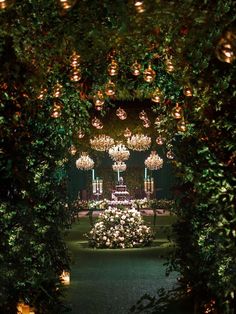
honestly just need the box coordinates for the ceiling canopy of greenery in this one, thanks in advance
[1,0,235,151]
[0,0,235,98]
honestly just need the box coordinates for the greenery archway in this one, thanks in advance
[0,1,235,313]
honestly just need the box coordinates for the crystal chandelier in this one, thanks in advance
[112,161,127,172]
[144,151,163,170]
[127,134,151,151]
[76,152,94,170]
[90,135,114,151]
[108,143,130,161]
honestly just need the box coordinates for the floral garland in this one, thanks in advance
[87,207,152,249]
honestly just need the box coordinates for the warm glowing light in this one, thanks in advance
[130,60,141,76]
[60,270,70,285]
[93,90,105,110]
[76,152,94,170]
[90,135,114,151]
[145,151,163,170]
[143,63,156,83]
[109,143,130,161]
[127,134,151,151]
[68,145,77,155]
[171,103,183,119]
[108,59,119,76]
[124,128,132,138]
[112,161,127,172]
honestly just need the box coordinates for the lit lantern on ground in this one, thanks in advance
[17,303,35,314]
[60,270,70,285]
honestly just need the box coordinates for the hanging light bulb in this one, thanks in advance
[154,116,161,127]
[171,103,183,119]
[69,68,81,82]
[156,136,164,145]
[143,119,151,128]
[0,0,15,10]
[105,80,116,96]
[108,59,119,76]
[37,87,47,100]
[58,0,77,11]
[134,0,145,13]
[143,63,156,83]
[183,86,193,97]
[166,150,174,160]
[177,119,187,132]
[93,90,105,111]
[68,145,77,155]
[124,128,132,138]
[165,58,175,73]
[119,111,127,120]
[70,51,80,68]
[78,128,85,139]
[139,110,148,120]
[92,117,101,128]
[50,100,63,118]
[53,81,63,98]
[151,88,162,103]
[116,107,127,119]
[130,60,141,76]
[216,30,236,64]
[96,121,104,129]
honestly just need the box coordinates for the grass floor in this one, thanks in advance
[65,215,193,314]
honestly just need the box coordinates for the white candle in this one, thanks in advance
[144,167,147,179]
[92,169,95,181]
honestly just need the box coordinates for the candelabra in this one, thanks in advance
[92,177,103,200]
[144,176,154,200]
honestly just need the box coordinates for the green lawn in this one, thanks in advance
[65,215,192,314]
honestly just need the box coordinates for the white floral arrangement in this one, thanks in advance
[87,207,153,248]
[88,199,108,210]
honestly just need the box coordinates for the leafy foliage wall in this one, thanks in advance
[0,0,236,313]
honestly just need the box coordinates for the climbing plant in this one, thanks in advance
[0,0,235,313]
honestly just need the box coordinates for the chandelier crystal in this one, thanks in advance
[108,143,130,161]
[112,161,127,172]
[144,151,163,170]
[127,134,151,151]
[90,135,114,151]
[76,152,94,170]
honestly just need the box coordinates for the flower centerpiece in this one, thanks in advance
[87,207,152,248]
